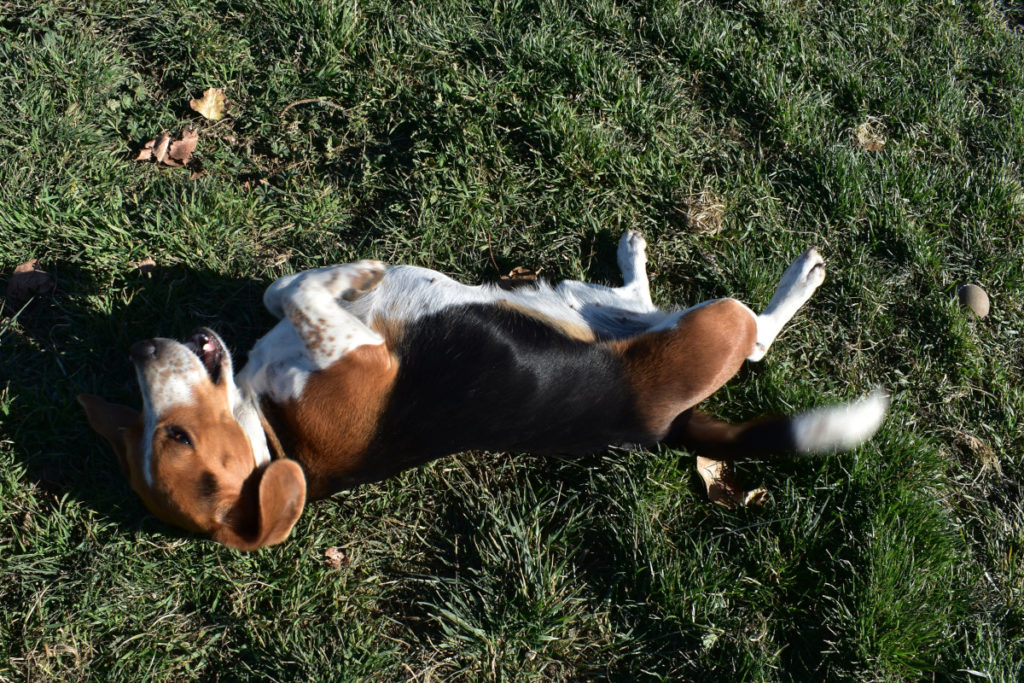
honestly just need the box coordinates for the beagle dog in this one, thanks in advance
[79,231,887,549]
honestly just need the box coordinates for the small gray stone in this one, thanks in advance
[957,283,990,318]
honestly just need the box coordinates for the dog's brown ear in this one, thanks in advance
[214,459,306,551]
[77,393,140,475]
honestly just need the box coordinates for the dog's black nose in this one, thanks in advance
[130,340,158,363]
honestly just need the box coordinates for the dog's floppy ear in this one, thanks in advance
[214,459,307,551]
[77,393,140,475]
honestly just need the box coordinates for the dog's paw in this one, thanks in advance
[618,230,648,277]
[798,248,826,288]
[619,230,647,256]
[341,260,387,301]
[778,247,825,297]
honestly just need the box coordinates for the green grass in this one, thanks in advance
[2,0,1023,679]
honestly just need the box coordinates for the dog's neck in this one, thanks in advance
[230,377,273,469]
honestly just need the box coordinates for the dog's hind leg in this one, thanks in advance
[616,298,759,437]
[555,231,658,314]
[615,230,654,310]
[746,248,825,362]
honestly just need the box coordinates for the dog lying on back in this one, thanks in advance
[79,232,887,549]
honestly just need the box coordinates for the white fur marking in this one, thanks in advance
[232,389,272,468]
[748,248,826,362]
[134,343,205,487]
[790,390,889,453]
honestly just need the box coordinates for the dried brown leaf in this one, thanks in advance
[501,266,541,281]
[696,456,767,508]
[189,88,227,121]
[324,546,349,569]
[6,258,54,311]
[152,132,171,164]
[134,130,198,168]
[134,137,157,161]
[166,128,198,167]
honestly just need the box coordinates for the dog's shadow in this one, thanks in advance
[1,261,272,529]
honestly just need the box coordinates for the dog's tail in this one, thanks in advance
[667,390,889,460]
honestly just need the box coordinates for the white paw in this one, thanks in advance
[619,230,647,255]
[778,247,825,296]
[618,230,648,274]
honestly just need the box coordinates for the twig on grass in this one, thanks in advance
[484,231,501,274]
[280,98,349,117]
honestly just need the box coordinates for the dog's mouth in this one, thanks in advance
[185,328,226,384]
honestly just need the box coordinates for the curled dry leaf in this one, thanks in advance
[134,129,197,167]
[324,546,349,569]
[134,139,154,161]
[189,87,227,121]
[501,266,542,281]
[135,132,169,162]
[5,258,54,311]
[165,127,198,167]
[696,456,767,508]
[153,132,172,164]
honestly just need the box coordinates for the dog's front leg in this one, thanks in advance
[265,261,387,369]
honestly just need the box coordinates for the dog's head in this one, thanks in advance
[78,328,305,550]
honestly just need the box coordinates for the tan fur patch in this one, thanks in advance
[273,343,399,499]
[134,380,258,534]
[370,316,406,348]
[496,300,597,342]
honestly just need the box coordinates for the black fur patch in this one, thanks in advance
[197,471,219,500]
[358,304,650,481]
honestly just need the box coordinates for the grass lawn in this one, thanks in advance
[2,0,1023,679]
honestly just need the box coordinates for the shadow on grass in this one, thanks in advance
[0,262,270,530]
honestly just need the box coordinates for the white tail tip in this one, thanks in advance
[790,389,889,454]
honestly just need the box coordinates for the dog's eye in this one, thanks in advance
[164,426,193,448]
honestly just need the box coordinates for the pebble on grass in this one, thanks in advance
[957,283,990,318]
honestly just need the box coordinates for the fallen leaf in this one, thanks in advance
[324,546,348,569]
[134,137,156,161]
[5,258,54,311]
[134,129,198,168]
[152,132,171,164]
[501,266,541,281]
[130,257,157,276]
[165,127,197,167]
[696,456,767,508]
[190,88,227,121]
